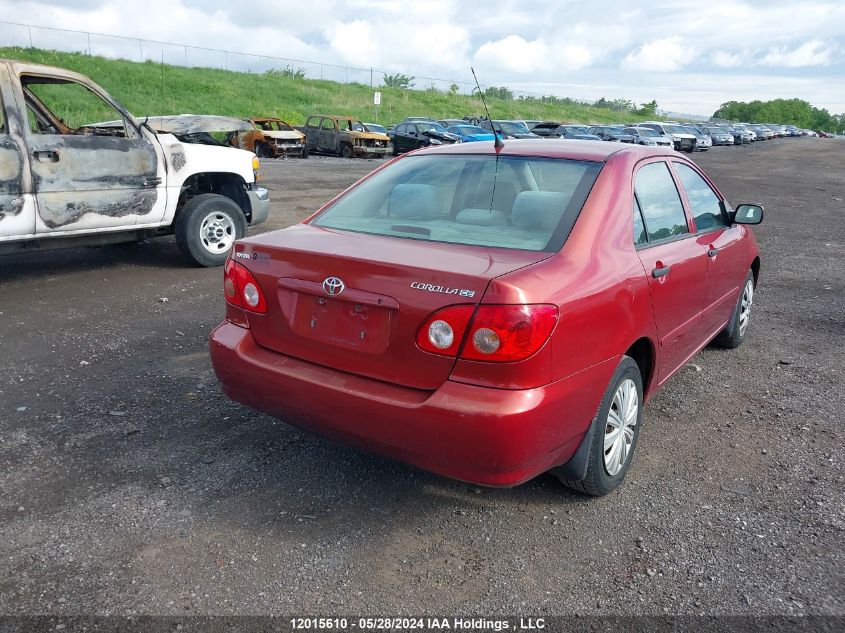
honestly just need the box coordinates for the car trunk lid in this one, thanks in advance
[234,224,551,390]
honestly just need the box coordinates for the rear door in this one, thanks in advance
[633,160,708,383]
[671,161,746,334]
[14,66,165,234]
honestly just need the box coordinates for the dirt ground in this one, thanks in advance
[0,140,842,619]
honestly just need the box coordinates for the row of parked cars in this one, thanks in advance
[228,113,823,160]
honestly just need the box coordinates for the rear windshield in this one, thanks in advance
[310,154,602,252]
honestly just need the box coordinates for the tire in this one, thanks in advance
[713,270,755,349]
[340,143,354,158]
[254,142,271,158]
[301,147,309,159]
[556,356,643,496]
[175,194,247,267]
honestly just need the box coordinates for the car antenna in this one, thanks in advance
[471,67,503,152]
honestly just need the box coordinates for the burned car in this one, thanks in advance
[0,60,268,267]
[303,115,391,158]
[233,118,307,159]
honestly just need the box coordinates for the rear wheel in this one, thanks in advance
[713,270,754,348]
[175,194,247,267]
[557,356,643,496]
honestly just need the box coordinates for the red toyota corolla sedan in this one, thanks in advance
[210,140,763,496]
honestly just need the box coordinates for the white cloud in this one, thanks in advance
[0,0,843,113]
[711,51,745,68]
[474,35,594,73]
[621,37,696,72]
[760,40,837,67]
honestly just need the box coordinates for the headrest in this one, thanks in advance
[388,184,440,219]
[510,191,567,230]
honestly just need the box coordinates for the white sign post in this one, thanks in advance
[373,91,381,120]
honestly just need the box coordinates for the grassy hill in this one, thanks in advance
[1,47,656,127]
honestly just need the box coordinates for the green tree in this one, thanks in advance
[636,100,658,117]
[713,98,844,132]
[383,73,415,89]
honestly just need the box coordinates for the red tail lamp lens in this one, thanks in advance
[461,304,558,362]
[223,258,267,313]
[416,305,474,356]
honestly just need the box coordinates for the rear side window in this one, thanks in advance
[673,163,727,231]
[634,162,689,242]
[311,154,602,252]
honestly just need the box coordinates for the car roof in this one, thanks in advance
[420,139,674,162]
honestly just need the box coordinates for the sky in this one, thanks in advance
[1,0,843,116]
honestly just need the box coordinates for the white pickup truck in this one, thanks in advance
[0,59,269,266]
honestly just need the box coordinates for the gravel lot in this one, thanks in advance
[0,139,842,620]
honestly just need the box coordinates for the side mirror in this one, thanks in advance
[734,203,764,225]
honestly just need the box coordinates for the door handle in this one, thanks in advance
[707,246,719,257]
[652,264,670,278]
[34,150,59,163]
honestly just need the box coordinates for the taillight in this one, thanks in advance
[223,258,267,313]
[416,305,474,356]
[461,305,558,362]
[415,304,558,362]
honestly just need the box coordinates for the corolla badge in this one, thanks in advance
[322,276,345,295]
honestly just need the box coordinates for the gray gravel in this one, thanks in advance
[0,139,842,617]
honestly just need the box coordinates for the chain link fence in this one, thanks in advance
[0,20,708,120]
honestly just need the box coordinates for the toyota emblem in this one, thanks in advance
[322,276,345,296]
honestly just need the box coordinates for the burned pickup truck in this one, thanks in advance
[0,59,269,267]
[303,115,391,158]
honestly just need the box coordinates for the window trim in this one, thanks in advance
[669,159,730,235]
[632,158,692,248]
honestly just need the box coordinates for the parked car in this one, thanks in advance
[0,59,269,267]
[588,126,635,143]
[209,140,763,496]
[478,119,540,139]
[731,124,757,142]
[233,117,307,158]
[390,121,461,154]
[702,126,735,146]
[749,124,773,140]
[530,122,564,138]
[558,125,601,140]
[683,126,713,151]
[303,115,392,158]
[639,122,696,152]
[360,122,388,135]
[446,125,496,142]
[623,127,673,147]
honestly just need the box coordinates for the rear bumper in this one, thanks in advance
[209,321,613,487]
